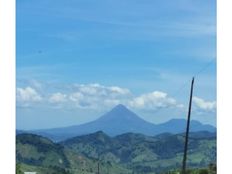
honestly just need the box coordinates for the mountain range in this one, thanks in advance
[18,104,216,141]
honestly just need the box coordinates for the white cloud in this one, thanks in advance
[62,84,131,109]
[73,83,131,98]
[129,91,178,110]
[49,93,67,103]
[193,96,216,112]
[16,87,42,102]
[109,86,130,95]
[16,83,187,112]
[69,92,84,102]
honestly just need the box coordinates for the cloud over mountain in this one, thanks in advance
[129,91,178,110]
[16,82,215,116]
[17,86,42,103]
[49,92,67,103]
[193,96,216,112]
[67,84,131,109]
[17,83,181,111]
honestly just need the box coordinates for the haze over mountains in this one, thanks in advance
[19,104,216,141]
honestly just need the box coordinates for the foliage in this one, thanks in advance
[16,163,23,174]
[16,131,216,174]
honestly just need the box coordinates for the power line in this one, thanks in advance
[150,58,216,116]
[194,58,216,77]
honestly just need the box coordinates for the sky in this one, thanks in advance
[16,0,216,130]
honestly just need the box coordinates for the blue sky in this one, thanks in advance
[16,0,216,130]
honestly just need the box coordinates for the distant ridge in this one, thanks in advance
[23,104,216,141]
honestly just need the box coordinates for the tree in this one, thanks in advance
[16,163,23,174]
[199,169,209,174]
[208,163,216,174]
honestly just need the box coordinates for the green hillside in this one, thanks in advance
[16,134,69,168]
[63,131,216,173]
[16,133,71,174]
[16,133,130,174]
[16,131,216,174]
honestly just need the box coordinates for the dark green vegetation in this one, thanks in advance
[16,134,71,174]
[161,163,216,174]
[16,131,216,174]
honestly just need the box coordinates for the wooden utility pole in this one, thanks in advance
[181,77,194,174]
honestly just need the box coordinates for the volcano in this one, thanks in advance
[28,104,215,141]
